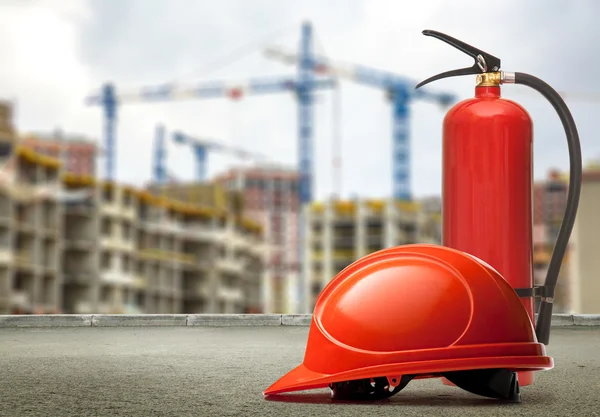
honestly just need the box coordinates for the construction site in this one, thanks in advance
[0,19,598,316]
[0,101,267,315]
[3,4,600,416]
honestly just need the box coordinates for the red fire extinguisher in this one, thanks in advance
[416,31,582,387]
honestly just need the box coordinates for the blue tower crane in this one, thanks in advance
[264,40,457,200]
[169,129,272,182]
[84,21,332,198]
[85,73,333,184]
[85,22,330,312]
[153,124,167,184]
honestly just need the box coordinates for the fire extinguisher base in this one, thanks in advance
[443,368,522,402]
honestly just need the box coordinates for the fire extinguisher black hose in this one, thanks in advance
[513,72,583,345]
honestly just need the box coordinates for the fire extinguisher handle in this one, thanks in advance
[415,30,502,89]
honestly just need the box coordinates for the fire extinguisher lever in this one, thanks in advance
[415,30,502,89]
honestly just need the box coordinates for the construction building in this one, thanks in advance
[302,198,441,311]
[19,131,99,176]
[417,195,443,245]
[60,175,266,315]
[0,102,267,315]
[532,169,571,313]
[214,165,300,314]
[0,102,64,314]
[149,181,245,215]
[568,163,600,314]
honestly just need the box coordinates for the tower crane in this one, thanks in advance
[152,123,274,184]
[153,124,189,184]
[84,20,333,204]
[85,72,334,184]
[153,124,168,185]
[264,43,457,201]
[84,23,335,263]
[86,22,335,313]
[171,129,272,182]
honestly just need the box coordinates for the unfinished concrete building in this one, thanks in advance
[0,99,267,314]
[62,177,142,314]
[147,181,265,313]
[531,170,572,313]
[302,198,440,312]
[214,165,300,315]
[0,102,63,314]
[61,175,100,314]
[568,165,600,314]
[19,131,99,176]
[60,176,266,315]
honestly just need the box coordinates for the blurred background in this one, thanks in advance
[0,0,597,316]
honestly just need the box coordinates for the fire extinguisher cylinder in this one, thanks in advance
[416,30,583,348]
[442,80,536,326]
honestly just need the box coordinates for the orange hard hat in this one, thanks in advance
[264,244,552,402]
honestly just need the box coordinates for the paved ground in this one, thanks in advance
[0,326,598,417]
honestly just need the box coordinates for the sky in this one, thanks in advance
[0,0,599,200]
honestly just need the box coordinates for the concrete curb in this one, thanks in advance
[92,314,187,327]
[281,314,312,326]
[0,314,93,328]
[0,314,599,328]
[187,314,282,326]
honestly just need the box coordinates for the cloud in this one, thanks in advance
[0,0,93,133]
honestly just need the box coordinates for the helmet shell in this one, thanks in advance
[264,244,552,396]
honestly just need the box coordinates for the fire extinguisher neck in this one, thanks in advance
[475,86,501,99]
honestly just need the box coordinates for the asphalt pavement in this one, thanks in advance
[0,326,599,416]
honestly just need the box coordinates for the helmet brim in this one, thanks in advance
[263,355,553,396]
[263,363,331,395]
